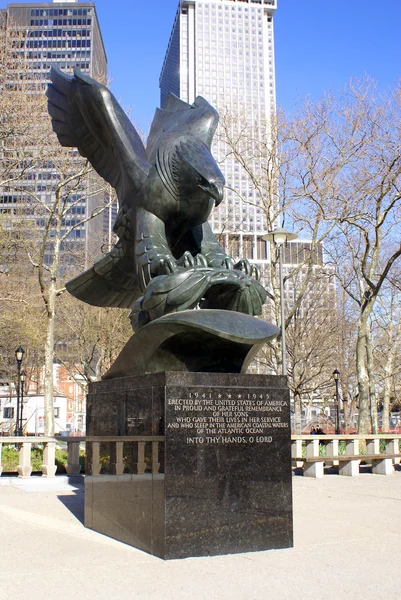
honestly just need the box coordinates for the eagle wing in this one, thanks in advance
[46,67,151,193]
[65,241,141,309]
[47,67,152,309]
[146,93,219,164]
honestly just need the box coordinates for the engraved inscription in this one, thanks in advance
[167,388,289,444]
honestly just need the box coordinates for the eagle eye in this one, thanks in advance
[197,174,209,187]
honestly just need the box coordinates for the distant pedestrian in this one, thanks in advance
[310,427,316,435]
[316,426,325,435]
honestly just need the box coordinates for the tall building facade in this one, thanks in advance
[160,0,277,268]
[281,240,336,310]
[0,0,109,256]
[160,1,337,387]
[2,0,106,81]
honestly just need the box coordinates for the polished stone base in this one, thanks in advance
[85,372,293,559]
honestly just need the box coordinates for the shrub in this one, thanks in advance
[31,447,43,471]
[0,443,74,473]
[1,445,19,472]
[55,447,68,473]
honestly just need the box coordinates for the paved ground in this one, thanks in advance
[0,472,400,600]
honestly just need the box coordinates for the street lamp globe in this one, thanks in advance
[333,369,340,381]
[15,346,25,364]
[263,227,298,248]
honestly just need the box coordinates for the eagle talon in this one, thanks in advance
[222,257,234,270]
[177,251,195,268]
[148,254,178,278]
[195,253,208,267]
[233,259,260,281]
[161,256,178,275]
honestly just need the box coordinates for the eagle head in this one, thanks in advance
[156,135,225,211]
[174,138,225,207]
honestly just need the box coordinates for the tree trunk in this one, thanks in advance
[366,326,378,434]
[381,380,391,433]
[43,281,56,437]
[381,313,399,432]
[356,312,371,433]
[382,346,396,433]
[293,393,302,435]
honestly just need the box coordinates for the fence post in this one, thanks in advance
[325,438,339,467]
[137,441,146,474]
[41,441,57,477]
[291,439,303,468]
[369,437,393,475]
[339,438,359,476]
[152,441,160,474]
[65,441,81,476]
[304,438,323,478]
[386,438,400,465]
[113,441,124,476]
[91,442,101,476]
[17,441,32,478]
[366,438,380,455]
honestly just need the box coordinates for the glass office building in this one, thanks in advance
[0,1,110,257]
[2,0,106,81]
[160,0,277,267]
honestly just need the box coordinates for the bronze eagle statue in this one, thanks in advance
[47,67,266,329]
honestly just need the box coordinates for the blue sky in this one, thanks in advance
[10,0,401,132]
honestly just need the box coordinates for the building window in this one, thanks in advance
[3,407,14,419]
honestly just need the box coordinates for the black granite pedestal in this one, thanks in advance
[85,372,293,559]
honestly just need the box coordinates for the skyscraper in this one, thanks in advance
[0,0,108,254]
[160,0,277,268]
[2,1,106,81]
[160,1,337,386]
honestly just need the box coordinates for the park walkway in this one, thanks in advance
[0,472,400,600]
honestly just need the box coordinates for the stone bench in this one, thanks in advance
[301,454,399,477]
[291,436,401,478]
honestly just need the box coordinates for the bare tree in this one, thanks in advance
[55,295,132,385]
[286,268,339,430]
[336,286,359,431]
[371,282,401,431]
[24,135,113,435]
[218,105,338,377]
[255,265,339,432]
[0,203,46,386]
[0,20,123,434]
[0,24,43,190]
[324,80,401,432]
[218,79,401,435]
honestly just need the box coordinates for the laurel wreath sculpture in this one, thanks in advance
[130,266,267,331]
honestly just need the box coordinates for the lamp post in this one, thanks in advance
[343,397,348,434]
[14,346,25,436]
[333,369,340,435]
[19,370,26,436]
[263,228,298,376]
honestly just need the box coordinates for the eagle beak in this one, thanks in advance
[199,180,224,206]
